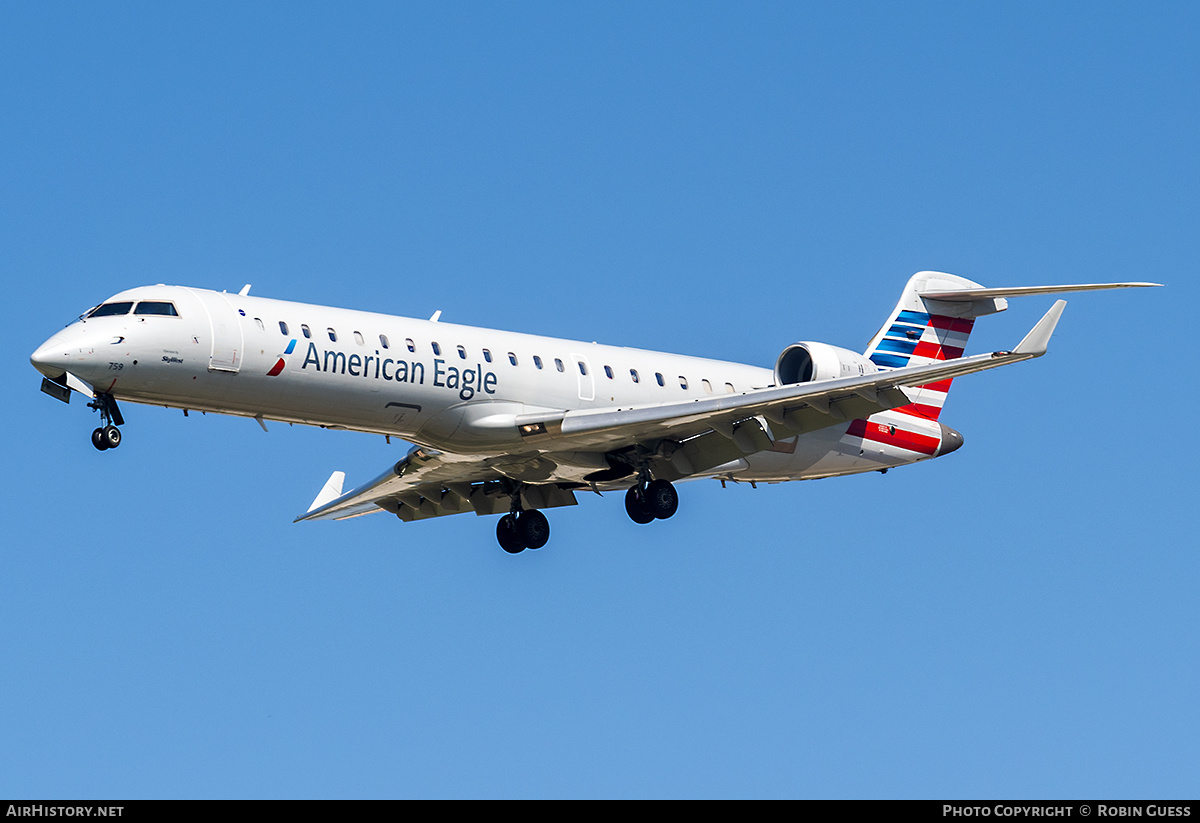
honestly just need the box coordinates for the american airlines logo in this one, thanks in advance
[273,341,498,401]
[266,339,297,376]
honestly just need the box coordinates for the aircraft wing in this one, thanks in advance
[512,300,1066,454]
[295,445,580,522]
[298,301,1065,523]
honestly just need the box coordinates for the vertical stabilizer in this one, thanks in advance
[863,272,1005,420]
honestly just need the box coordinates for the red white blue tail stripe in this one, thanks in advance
[865,309,974,421]
[840,272,990,460]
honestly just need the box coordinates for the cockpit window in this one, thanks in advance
[87,302,134,317]
[133,301,179,316]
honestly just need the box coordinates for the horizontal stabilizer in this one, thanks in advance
[307,471,346,513]
[919,282,1161,301]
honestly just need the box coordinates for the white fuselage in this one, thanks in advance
[31,285,950,486]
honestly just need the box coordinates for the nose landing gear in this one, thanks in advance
[87,393,125,451]
[91,425,121,451]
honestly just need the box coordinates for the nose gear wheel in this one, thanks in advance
[87,394,125,451]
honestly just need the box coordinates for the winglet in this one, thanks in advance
[307,471,346,513]
[1012,300,1066,356]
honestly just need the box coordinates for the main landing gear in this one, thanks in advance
[624,478,679,524]
[88,393,125,451]
[492,477,679,554]
[496,509,550,554]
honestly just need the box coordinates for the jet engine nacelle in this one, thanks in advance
[774,342,878,385]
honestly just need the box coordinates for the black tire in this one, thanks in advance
[624,486,655,524]
[496,514,524,553]
[102,425,122,449]
[517,510,550,550]
[91,427,109,451]
[647,479,678,520]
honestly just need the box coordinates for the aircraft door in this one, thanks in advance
[571,353,595,402]
[188,289,244,373]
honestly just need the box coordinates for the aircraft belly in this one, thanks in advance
[109,353,435,436]
[730,411,944,482]
[261,370,433,432]
[729,426,861,480]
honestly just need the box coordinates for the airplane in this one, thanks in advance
[29,271,1159,553]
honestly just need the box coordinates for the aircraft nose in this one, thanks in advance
[31,325,98,380]
[936,423,965,456]
[30,336,70,379]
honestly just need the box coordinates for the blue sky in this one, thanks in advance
[2,2,1196,799]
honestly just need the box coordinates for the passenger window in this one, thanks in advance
[353,331,364,345]
[379,334,390,349]
[457,345,467,360]
[302,325,312,339]
[432,342,441,356]
[604,365,614,379]
[406,338,415,352]
[254,318,265,331]
[655,373,665,387]
[133,301,179,316]
[508,352,518,366]
[534,355,543,369]
[702,379,712,394]
[87,302,134,318]
[678,376,687,389]
[725,382,735,393]
[327,328,337,342]
[630,369,640,383]
[483,349,493,363]
[579,362,589,376]
[279,321,289,335]
[555,358,564,372]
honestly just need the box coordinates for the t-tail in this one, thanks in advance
[863,271,1161,423]
[863,271,993,422]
